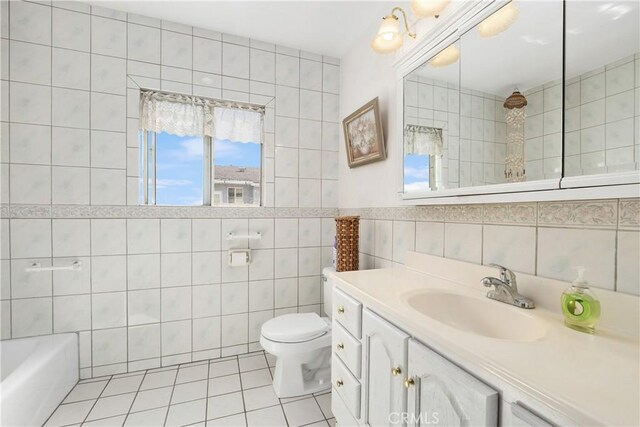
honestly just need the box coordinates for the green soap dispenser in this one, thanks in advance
[561,267,601,334]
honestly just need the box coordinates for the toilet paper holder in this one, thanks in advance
[228,249,251,266]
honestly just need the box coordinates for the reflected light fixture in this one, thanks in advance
[428,44,459,67]
[478,2,519,38]
[503,89,527,183]
[371,7,416,54]
[411,0,450,18]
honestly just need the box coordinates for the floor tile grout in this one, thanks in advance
[203,358,212,423]
[79,372,111,425]
[161,363,180,426]
[121,369,148,426]
[48,351,333,427]
[62,368,274,407]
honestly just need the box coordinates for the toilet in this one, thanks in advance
[260,267,335,398]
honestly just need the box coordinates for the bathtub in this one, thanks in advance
[0,334,79,427]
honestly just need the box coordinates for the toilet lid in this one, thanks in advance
[261,313,329,343]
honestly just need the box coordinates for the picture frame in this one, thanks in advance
[342,97,386,168]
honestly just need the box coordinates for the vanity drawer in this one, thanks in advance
[332,355,361,419]
[332,387,359,427]
[333,321,362,378]
[333,288,362,339]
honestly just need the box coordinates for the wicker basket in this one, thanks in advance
[335,216,360,272]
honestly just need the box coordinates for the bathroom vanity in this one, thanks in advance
[328,252,640,426]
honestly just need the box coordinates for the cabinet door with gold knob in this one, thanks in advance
[362,309,409,427]
[406,339,499,427]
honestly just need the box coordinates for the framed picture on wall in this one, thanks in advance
[342,97,386,168]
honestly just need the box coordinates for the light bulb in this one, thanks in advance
[411,0,450,18]
[428,44,459,67]
[478,2,519,38]
[371,14,403,54]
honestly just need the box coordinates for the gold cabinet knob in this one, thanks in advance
[391,366,402,376]
[336,379,343,387]
[336,343,344,350]
[337,306,345,314]
[404,377,415,388]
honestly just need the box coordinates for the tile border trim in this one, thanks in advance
[1,204,339,219]
[339,198,639,228]
[3,199,639,228]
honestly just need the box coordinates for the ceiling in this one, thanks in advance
[87,0,405,58]
[410,0,639,97]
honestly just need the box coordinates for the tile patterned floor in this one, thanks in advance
[45,352,335,427]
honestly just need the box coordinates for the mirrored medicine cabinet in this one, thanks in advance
[399,0,639,202]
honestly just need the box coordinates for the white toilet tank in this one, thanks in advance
[322,267,335,319]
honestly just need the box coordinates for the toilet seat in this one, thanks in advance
[261,313,329,343]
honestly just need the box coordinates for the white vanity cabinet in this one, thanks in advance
[331,285,561,427]
[361,309,409,426]
[406,339,499,426]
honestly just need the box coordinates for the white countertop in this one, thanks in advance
[332,262,640,426]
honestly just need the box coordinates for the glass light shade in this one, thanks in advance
[371,15,404,53]
[428,44,459,67]
[411,0,450,18]
[478,2,519,38]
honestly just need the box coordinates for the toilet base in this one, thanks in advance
[271,346,332,398]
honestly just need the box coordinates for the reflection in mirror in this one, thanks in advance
[459,1,563,187]
[403,42,460,193]
[564,1,639,177]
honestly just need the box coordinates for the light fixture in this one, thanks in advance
[371,7,416,54]
[478,2,519,38]
[503,90,527,182]
[428,44,459,67]
[411,0,450,18]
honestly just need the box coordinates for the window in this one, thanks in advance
[214,139,261,206]
[227,187,244,204]
[139,90,264,206]
[403,125,443,192]
[404,154,431,193]
[155,133,204,205]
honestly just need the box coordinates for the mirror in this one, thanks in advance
[403,41,460,193]
[458,1,564,187]
[564,0,639,177]
[403,1,565,195]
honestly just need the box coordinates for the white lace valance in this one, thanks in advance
[214,107,263,144]
[404,125,443,157]
[139,90,265,142]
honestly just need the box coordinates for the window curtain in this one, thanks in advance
[404,125,443,157]
[139,90,265,142]
[214,106,264,144]
[139,90,214,137]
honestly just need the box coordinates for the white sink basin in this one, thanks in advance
[405,291,547,342]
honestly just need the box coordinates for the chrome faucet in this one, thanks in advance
[481,264,534,309]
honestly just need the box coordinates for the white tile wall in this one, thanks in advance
[404,75,509,188]
[1,0,339,378]
[564,54,640,176]
[352,200,639,296]
[523,81,563,181]
[405,53,640,186]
